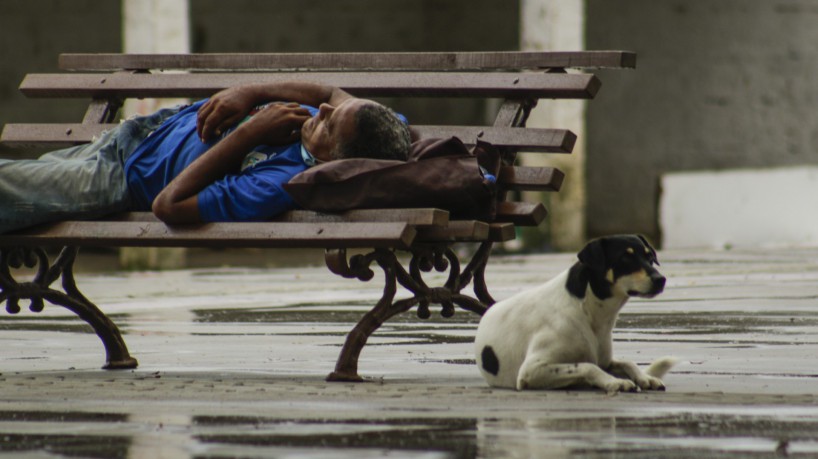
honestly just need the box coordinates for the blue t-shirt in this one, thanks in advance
[124,100,318,222]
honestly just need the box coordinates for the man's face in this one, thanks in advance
[300,98,372,162]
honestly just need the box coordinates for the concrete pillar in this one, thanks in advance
[520,0,586,251]
[123,0,190,114]
[120,0,190,270]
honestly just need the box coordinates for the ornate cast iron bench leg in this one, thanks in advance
[324,244,495,382]
[0,246,138,370]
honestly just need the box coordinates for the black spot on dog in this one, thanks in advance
[481,346,500,376]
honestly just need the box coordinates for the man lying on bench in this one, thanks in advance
[0,82,411,234]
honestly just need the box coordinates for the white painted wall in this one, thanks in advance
[660,167,818,249]
[123,0,190,53]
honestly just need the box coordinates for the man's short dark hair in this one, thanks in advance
[332,103,411,162]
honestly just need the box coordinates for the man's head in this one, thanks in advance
[300,98,410,163]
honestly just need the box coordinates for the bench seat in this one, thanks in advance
[3,220,419,250]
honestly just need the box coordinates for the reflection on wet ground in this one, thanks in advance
[0,411,476,458]
[478,413,818,458]
[195,417,477,458]
[1,248,818,457]
[3,408,818,458]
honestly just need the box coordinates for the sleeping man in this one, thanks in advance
[0,82,411,233]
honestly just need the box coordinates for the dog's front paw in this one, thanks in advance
[603,377,638,394]
[634,374,666,391]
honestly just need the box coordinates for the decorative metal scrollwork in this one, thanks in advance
[1,246,74,314]
[0,246,138,370]
[325,242,496,382]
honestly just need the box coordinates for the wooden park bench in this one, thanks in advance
[0,51,635,381]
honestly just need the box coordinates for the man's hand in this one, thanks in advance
[239,102,311,146]
[196,86,260,141]
[197,83,353,143]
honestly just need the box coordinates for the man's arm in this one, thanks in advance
[152,102,311,224]
[197,82,353,142]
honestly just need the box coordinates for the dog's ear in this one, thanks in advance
[637,234,660,265]
[578,238,607,272]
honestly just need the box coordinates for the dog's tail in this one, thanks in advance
[645,356,679,379]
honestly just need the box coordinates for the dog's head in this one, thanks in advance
[567,234,665,300]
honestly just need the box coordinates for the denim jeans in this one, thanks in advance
[0,105,184,234]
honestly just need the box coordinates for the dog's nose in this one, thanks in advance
[651,274,666,293]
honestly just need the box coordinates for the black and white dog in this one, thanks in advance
[475,235,676,392]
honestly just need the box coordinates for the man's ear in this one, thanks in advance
[637,234,660,265]
[578,238,607,272]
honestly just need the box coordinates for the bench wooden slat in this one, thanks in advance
[59,51,636,72]
[101,206,542,228]
[499,166,564,192]
[489,223,517,242]
[20,73,601,100]
[109,206,543,227]
[1,124,576,153]
[107,209,448,227]
[1,123,114,148]
[415,221,489,242]
[2,221,416,249]
[495,202,548,226]
[419,126,575,153]
[276,209,448,226]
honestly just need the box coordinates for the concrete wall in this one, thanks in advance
[0,0,121,130]
[585,0,818,245]
[190,0,519,126]
[1,0,518,153]
[191,0,516,53]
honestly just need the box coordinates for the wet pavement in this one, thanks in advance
[1,247,817,458]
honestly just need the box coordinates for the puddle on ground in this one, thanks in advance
[2,410,818,458]
[0,319,93,334]
[190,304,818,349]
[194,416,477,457]
[6,301,816,352]
[0,434,132,459]
[192,303,481,347]
[193,302,481,325]
[0,312,131,334]
[617,311,818,341]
